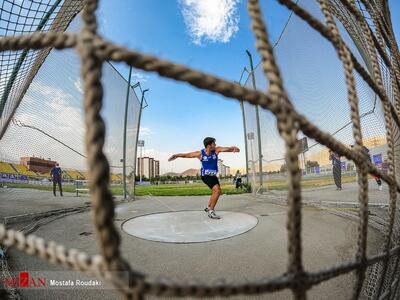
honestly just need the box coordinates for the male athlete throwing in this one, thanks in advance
[168,137,240,219]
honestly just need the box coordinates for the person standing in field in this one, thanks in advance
[329,150,342,190]
[168,137,240,219]
[234,170,243,190]
[361,146,383,191]
[50,163,63,197]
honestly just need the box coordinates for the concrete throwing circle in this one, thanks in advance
[121,210,258,243]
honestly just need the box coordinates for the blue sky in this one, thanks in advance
[94,0,308,174]
[93,0,400,174]
[3,0,399,175]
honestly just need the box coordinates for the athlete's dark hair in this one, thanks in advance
[203,137,216,147]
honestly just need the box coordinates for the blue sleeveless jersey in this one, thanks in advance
[200,149,218,176]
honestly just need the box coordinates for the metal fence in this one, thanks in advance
[0,3,144,199]
[240,0,392,196]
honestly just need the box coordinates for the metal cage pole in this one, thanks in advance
[122,66,133,200]
[246,50,264,193]
[133,88,149,196]
[236,70,251,185]
[240,100,250,184]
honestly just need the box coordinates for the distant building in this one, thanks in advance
[341,144,388,170]
[225,166,231,176]
[149,157,154,178]
[141,157,152,179]
[154,160,160,177]
[218,159,223,178]
[20,157,57,173]
[136,157,160,179]
[217,159,231,178]
[303,135,388,171]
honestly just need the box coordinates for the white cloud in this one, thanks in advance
[5,81,86,169]
[179,0,240,45]
[139,127,154,136]
[28,82,84,132]
[74,78,83,93]
[132,73,149,83]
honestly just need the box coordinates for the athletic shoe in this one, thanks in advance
[204,207,209,213]
[378,185,383,191]
[208,210,221,219]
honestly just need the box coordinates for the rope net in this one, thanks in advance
[1,0,400,299]
[241,0,400,298]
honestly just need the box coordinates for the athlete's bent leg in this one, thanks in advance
[208,184,221,210]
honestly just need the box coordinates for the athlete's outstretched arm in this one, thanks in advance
[168,151,201,161]
[216,146,240,154]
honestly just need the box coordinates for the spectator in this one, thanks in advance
[361,146,383,191]
[234,170,243,190]
[329,150,342,190]
[50,163,63,196]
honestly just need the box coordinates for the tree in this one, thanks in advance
[280,164,287,173]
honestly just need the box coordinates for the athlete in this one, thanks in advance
[168,137,240,219]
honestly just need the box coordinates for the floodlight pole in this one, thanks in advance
[246,50,263,193]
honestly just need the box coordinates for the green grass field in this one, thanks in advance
[133,182,250,196]
[2,175,357,196]
[264,175,356,190]
[1,182,248,196]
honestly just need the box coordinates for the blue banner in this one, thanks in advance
[373,154,383,166]
[0,173,29,183]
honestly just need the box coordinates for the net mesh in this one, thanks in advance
[0,0,83,138]
[241,0,391,193]
[0,0,400,299]
[0,10,142,200]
